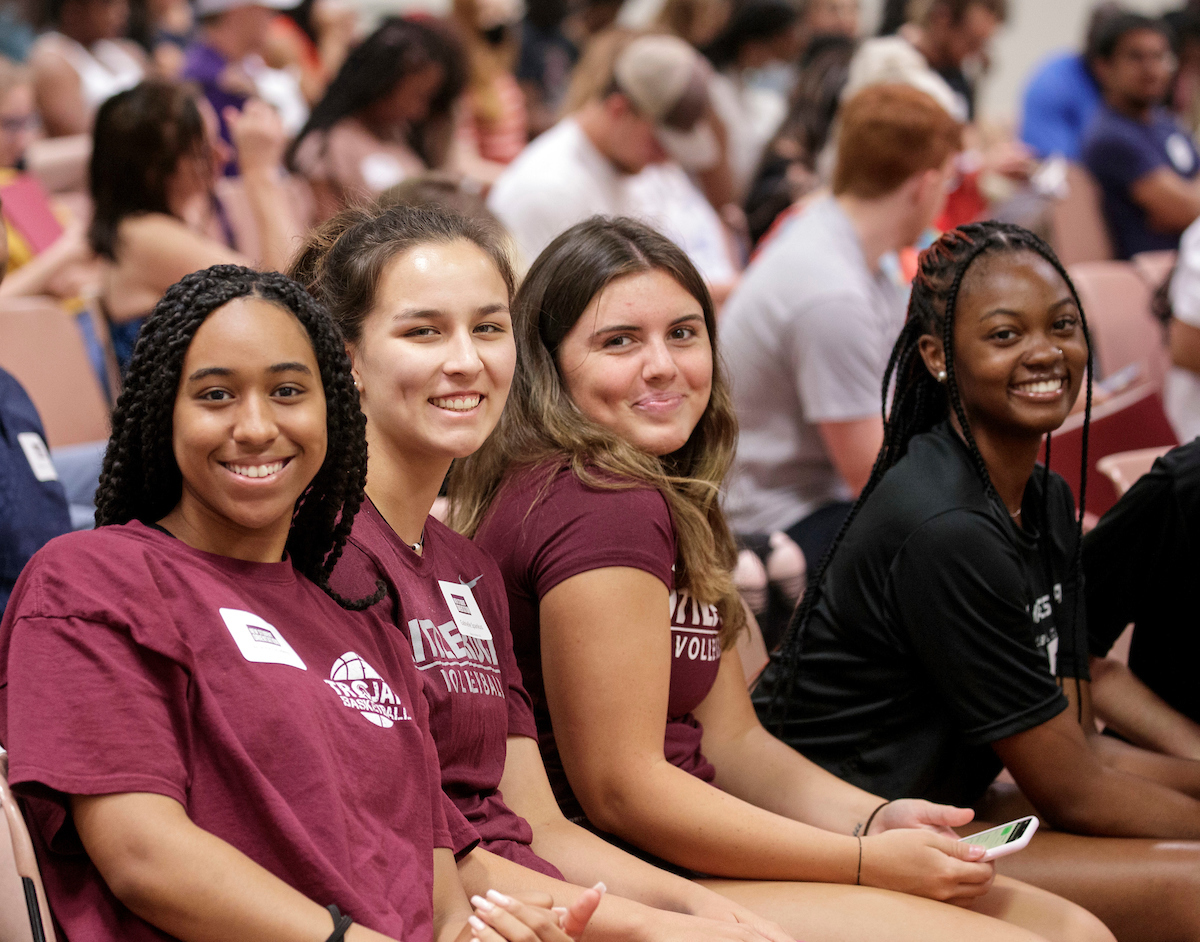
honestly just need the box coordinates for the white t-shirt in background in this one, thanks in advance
[1167,219,1200,443]
[487,117,736,284]
[720,196,907,534]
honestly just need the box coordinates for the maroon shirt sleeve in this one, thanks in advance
[5,613,190,849]
[442,792,481,859]
[479,557,538,742]
[520,470,677,601]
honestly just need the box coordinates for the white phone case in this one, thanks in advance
[959,815,1039,861]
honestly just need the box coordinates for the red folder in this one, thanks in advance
[0,174,64,254]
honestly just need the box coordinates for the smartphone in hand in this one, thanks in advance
[958,816,1039,861]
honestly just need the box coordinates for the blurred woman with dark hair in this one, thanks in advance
[288,17,467,220]
[89,80,296,368]
[29,0,146,136]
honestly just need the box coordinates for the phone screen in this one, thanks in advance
[971,819,1030,850]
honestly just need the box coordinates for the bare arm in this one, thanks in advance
[71,791,408,942]
[498,735,790,941]
[992,699,1200,838]
[1129,168,1200,235]
[108,213,246,319]
[817,417,884,496]
[540,567,992,899]
[457,847,785,942]
[0,221,93,299]
[226,100,300,272]
[1090,656,1200,760]
[1170,318,1200,373]
[30,49,89,137]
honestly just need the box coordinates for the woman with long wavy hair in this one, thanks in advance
[450,215,1111,942]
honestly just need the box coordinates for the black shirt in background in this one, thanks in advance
[754,422,1086,807]
[1084,437,1200,722]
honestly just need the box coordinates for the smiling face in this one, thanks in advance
[350,239,514,470]
[922,250,1088,443]
[555,267,713,457]
[167,297,327,551]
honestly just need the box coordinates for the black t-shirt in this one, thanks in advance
[1084,437,1200,722]
[753,422,1086,806]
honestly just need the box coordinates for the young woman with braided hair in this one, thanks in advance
[454,215,1112,942]
[0,265,599,942]
[754,221,1200,941]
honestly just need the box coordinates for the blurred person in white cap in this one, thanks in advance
[487,28,739,297]
[29,0,147,136]
[181,0,309,160]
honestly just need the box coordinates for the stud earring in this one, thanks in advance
[936,370,947,383]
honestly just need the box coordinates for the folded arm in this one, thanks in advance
[993,697,1200,838]
[1089,656,1200,761]
[539,567,991,899]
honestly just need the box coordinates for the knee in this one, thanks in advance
[1058,906,1116,942]
[1153,862,1200,940]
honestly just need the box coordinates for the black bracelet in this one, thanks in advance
[855,836,863,886]
[863,799,892,837]
[326,904,353,942]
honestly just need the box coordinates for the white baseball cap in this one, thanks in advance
[613,34,720,171]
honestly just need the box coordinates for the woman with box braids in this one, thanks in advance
[760,221,1093,731]
[94,263,381,609]
[752,221,1200,942]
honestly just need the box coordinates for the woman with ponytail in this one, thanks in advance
[756,221,1200,941]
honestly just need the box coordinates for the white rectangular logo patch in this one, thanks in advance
[17,432,58,482]
[220,607,307,670]
[437,581,492,640]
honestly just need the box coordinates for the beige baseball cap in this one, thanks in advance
[612,34,719,170]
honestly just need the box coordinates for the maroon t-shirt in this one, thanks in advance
[0,521,458,942]
[331,501,563,879]
[474,465,721,823]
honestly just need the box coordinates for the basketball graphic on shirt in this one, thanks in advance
[331,652,379,683]
[324,652,412,728]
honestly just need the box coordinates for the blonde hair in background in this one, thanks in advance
[447,216,746,649]
[453,0,519,125]
[655,0,731,49]
[560,27,637,115]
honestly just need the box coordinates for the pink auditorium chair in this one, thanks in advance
[1131,249,1177,291]
[1068,260,1169,390]
[1042,384,1178,517]
[0,754,58,942]
[0,296,111,448]
[1051,164,1115,267]
[1096,445,1173,498]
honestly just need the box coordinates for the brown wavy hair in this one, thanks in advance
[447,215,745,647]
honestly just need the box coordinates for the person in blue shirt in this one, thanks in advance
[1020,4,1120,160]
[1082,12,1200,259]
[0,197,72,614]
